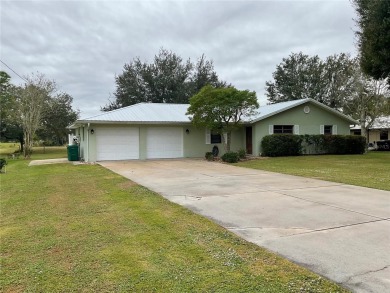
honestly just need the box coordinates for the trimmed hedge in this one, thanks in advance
[261,134,366,157]
[221,152,240,163]
[261,134,303,157]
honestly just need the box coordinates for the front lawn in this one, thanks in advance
[237,152,390,191]
[0,156,348,292]
[0,143,66,160]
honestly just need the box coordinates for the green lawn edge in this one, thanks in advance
[0,155,349,292]
[236,152,390,191]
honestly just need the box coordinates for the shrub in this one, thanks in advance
[205,152,214,161]
[0,159,7,173]
[262,134,366,157]
[322,135,366,154]
[221,152,239,163]
[237,149,246,159]
[261,135,303,157]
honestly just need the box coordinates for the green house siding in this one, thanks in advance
[252,102,352,155]
[74,101,356,162]
[77,124,245,162]
[183,126,244,157]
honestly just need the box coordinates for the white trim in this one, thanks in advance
[294,125,300,135]
[205,128,211,144]
[320,125,324,135]
[269,125,274,134]
[223,133,227,144]
[333,125,338,135]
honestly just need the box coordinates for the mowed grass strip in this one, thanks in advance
[237,152,390,191]
[1,157,348,292]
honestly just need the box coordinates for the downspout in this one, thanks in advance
[86,123,90,162]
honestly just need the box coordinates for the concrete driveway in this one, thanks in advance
[99,159,390,293]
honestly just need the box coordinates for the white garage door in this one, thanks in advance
[96,127,139,161]
[146,127,183,159]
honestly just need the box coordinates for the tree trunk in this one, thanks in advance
[226,131,232,152]
[18,137,24,153]
[24,130,32,159]
[360,111,368,143]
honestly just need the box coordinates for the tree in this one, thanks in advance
[0,71,24,150]
[37,93,79,145]
[353,0,390,82]
[103,48,225,111]
[265,52,325,103]
[343,72,389,140]
[266,53,390,141]
[265,52,356,108]
[17,73,56,158]
[186,85,259,151]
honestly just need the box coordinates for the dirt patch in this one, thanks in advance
[118,181,137,190]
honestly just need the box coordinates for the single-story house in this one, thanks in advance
[69,98,357,162]
[350,116,390,143]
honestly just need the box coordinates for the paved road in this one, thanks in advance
[99,159,390,293]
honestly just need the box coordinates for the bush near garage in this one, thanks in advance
[261,134,303,157]
[221,152,240,163]
[262,134,366,157]
[237,149,246,159]
[205,152,214,161]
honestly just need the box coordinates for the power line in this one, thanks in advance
[0,59,28,82]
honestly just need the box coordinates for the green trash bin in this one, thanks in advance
[67,144,79,161]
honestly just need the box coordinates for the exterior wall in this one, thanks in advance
[253,102,353,155]
[183,125,244,158]
[350,129,389,144]
[79,123,245,162]
[368,129,387,143]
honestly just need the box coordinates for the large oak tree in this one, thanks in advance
[103,49,226,111]
[265,52,356,108]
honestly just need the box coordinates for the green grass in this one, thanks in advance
[0,143,66,160]
[0,142,20,155]
[237,152,390,191]
[0,156,348,292]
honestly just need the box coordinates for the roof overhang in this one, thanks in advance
[68,120,192,129]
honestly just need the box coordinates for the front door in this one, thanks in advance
[246,126,252,155]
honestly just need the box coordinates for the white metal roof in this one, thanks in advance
[69,98,357,128]
[78,103,191,123]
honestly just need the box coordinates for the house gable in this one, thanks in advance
[251,101,355,155]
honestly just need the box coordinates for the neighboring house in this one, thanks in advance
[69,98,357,162]
[350,116,390,143]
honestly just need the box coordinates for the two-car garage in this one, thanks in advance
[95,126,183,161]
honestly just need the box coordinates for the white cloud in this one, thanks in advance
[0,0,357,117]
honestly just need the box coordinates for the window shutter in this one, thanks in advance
[205,129,211,144]
[269,125,274,134]
[223,133,227,144]
[333,125,337,135]
[294,125,300,135]
[320,125,324,135]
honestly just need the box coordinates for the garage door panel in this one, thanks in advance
[146,127,183,159]
[96,127,139,161]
